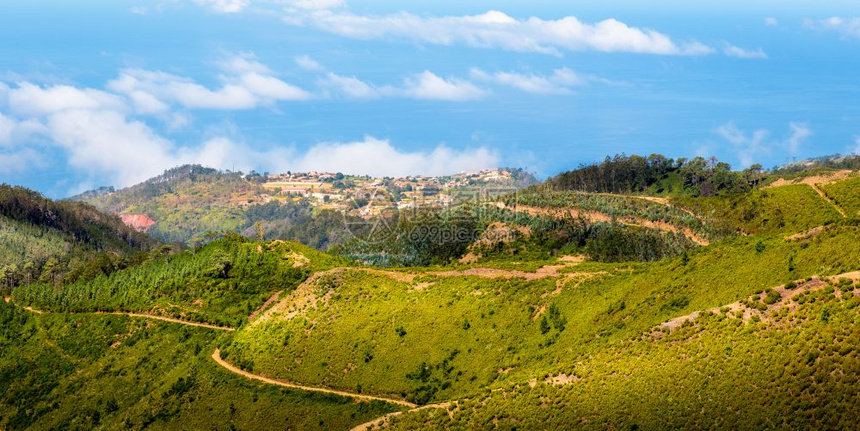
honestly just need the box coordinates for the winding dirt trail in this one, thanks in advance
[15,303,233,331]
[98,312,234,331]
[350,402,454,431]
[258,259,605,325]
[588,192,701,220]
[211,349,416,408]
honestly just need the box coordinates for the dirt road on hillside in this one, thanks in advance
[211,349,416,408]
[14,303,233,330]
[350,402,454,431]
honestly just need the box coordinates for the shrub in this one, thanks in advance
[764,289,782,305]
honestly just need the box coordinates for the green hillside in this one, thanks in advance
[389,276,860,429]
[4,156,860,430]
[77,165,280,244]
[0,301,397,430]
[13,235,344,328]
[0,184,158,296]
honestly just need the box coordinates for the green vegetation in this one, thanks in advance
[0,300,398,430]
[820,176,860,218]
[390,282,860,429]
[12,235,343,327]
[0,184,157,296]
[768,154,860,179]
[80,165,278,244]
[544,154,764,197]
[5,158,860,429]
[676,185,844,235]
[223,224,860,407]
[509,189,733,241]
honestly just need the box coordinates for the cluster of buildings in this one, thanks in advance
[259,169,523,214]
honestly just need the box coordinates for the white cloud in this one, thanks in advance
[470,67,585,95]
[195,0,250,13]
[7,83,127,116]
[219,54,273,74]
[193,0,341,13]
[852,136,860,155]
[400,71,486,101]
[724,44,768,59]
[0,148,43,175]
[166,112,192,131]
[715,122,811,168]
[291,0,344,10]
[0,113,15,145]
[322,72,380,99]
[0,51,505,192]
[126,90,171,114]
[321,70,486,101]
[803,17,860,39]
[764,17,778,27]
[294,136,498,177]
[786,123,811,154]
[238,72,311,100]
[0,113,47,147]
[0,82,9,105]
[107,56,311,111]
[2,76,497,189]
[716,122,770,168]
[22,107,287,187]
[291,9,713,56]
[295,55,324,71]
[45,109,181,186]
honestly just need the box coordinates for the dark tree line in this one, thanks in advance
[546,154,765,197]
[546,154,677,194]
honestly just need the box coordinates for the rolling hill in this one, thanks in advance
[4,154,860,429]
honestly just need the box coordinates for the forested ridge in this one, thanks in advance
[1,184,156,252]
[0,184,158,295]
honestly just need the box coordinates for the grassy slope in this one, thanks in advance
[0,216,75,268]
[224,222,860,405]
[0,301,398,430]
[820,176,860,218]
[510,189,728,241]
[390,283,860,429]
[0,185,157,271]
[674,184,843,235]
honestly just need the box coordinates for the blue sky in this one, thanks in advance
[1,0,860,197]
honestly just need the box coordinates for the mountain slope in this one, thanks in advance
[77,165,274,244]
[0,184,158,294]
